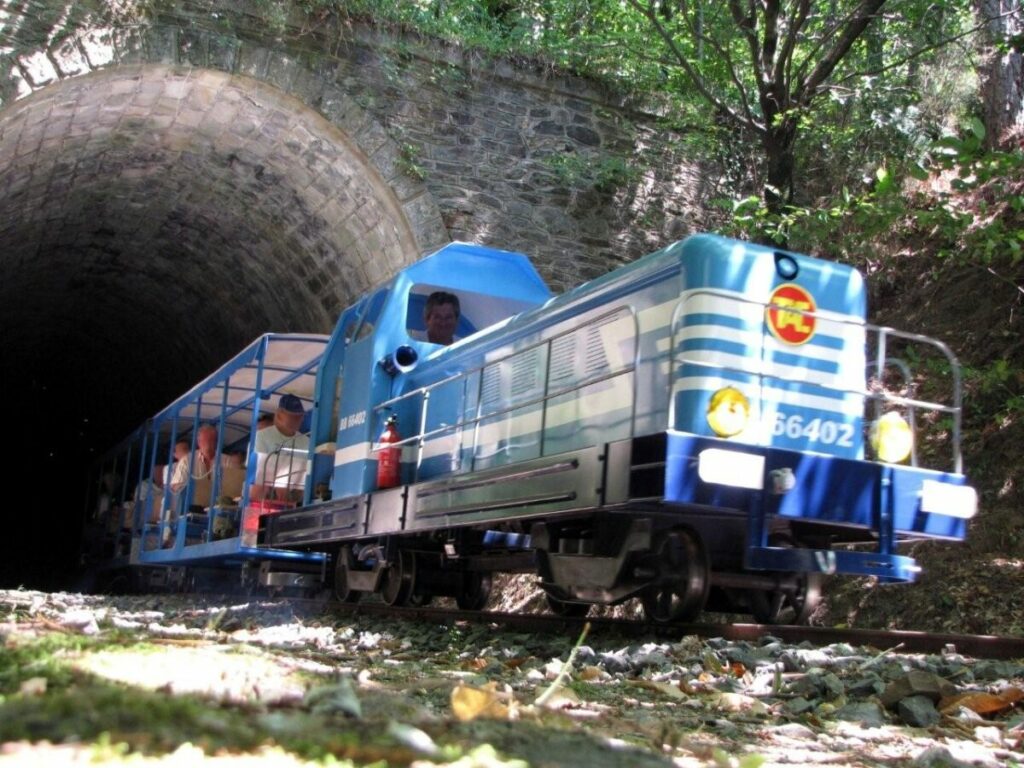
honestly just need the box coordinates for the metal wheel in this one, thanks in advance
[380,549,416,606]
[748,570,821,625]
[456,572,492,611]
[746,534,822,625]
[545,593,591,617]
[640,529,710,623]
[408,590,433,607]
[333,545,361,604]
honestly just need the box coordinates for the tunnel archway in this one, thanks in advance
[0,64,446,586]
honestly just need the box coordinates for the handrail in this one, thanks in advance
[371,306,640,477]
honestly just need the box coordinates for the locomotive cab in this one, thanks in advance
[311,243,554,502]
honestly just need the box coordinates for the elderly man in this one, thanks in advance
[252,394,310,501]
[170,424,220,493]
[424,291,460,345]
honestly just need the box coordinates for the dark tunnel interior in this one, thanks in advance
[0,66,421,587]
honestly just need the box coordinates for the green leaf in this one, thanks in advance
[908,163,929,181]
[968,117,986,141]
[874,166,893,194]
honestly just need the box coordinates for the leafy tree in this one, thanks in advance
[975,0,1024,149]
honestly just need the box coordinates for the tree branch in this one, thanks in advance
[833,8,1020,85]
[775,0,812,92]
[795,0,888,106]
[625,0,754,130]
[679,0,760,127]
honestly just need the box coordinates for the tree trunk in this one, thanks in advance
[975,0,1024,148]
[763,120,798,216]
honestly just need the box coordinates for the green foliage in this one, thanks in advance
[964,359,1024,419]
[717,120,1024,271]
[240,1,984,216]
[544,151,640,194]
[397,142,427,181]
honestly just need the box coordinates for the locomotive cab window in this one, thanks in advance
[407,284,537,345]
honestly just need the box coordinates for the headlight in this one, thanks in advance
[870,411,913,463]
[706,386,750,438]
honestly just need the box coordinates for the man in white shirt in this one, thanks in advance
[255,394,309,454]
[252,394,310,501]
[171,424,220,493]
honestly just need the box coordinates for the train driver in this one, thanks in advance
[424,291,460,346]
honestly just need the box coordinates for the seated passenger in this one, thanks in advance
[424,291,460,346]
[252,394,310,501]
[170,424,224,493]
[255,395,309,454]
[132,464,168,524]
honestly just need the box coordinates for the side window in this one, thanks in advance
[407,284,538,342]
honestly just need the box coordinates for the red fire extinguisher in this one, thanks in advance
[377,414,402,489]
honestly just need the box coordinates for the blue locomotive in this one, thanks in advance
[85,234,976,622]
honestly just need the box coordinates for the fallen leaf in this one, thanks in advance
[939,687,1024,716]
[451,682,511,722]
[578,665,608,681]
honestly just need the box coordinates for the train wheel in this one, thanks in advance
[545,594,591,617]
[640,529,710,623]
[333,545,361,604]
[748,569,822,625]
[747,535,822,625]
[408,590,433,607]
[456,572,492,611]
[380,550,416,606]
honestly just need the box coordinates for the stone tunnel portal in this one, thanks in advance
[0,65,430,584]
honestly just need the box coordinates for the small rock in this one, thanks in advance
[973,660,1024,682]
[833,701,886,727]
[543,659,564,680]
[898,695,941,727]
[973,726,1002,745]
[880,670,956,708]
[772,722,816,739]
[784,696,815,714]
[911,746,975,768]
[599,649,632,674]
[847,673,885,697]
[60,609,100,635]
[633,649,671,670]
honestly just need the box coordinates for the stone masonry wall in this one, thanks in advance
[1,0,714,293]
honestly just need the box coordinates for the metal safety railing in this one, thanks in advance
[371,305,642,483]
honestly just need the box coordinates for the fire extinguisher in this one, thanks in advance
[377,414,401,489]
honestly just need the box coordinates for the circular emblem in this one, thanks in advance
[766,284,816,345]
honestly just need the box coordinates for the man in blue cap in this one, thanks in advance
[255,394,309,455]
[252,394,310,502]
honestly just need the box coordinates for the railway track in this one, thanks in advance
[283,597,1024,660]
